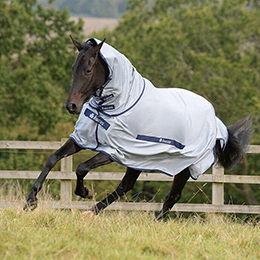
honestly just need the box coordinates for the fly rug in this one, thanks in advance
[24,37,252,220]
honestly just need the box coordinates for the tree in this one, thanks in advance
[97,0,260,142]
[0,0,84,139]
[94,0,260,205]
[0,0,86,199]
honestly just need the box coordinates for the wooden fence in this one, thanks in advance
[0,139,260,214]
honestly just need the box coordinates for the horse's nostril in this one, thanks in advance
[66,103,77,114]
[71,103,77,111]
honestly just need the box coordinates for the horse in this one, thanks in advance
[23,36,252,220]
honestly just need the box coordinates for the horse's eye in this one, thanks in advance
[85,69,92,74]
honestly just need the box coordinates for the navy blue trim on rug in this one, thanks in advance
[91,38,113,98]
[100,104,115,111]
[95,79,146,117]
[84,108,110,130]
[189,147,217,180]
[136,134,185,150]
[69,137,174,178]
[217,135,229,151]
[101,94,114,102]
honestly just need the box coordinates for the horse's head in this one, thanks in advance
[65,36,107,114]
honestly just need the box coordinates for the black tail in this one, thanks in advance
[216,115,252,169]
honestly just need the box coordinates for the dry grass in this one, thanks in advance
[0,168,259,259]
[70,17,118,36]
[0,208,259,260]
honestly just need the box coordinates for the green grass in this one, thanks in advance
[0,209,259,260]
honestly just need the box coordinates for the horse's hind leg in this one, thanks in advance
[89,167,141,215]
[155,168,190,221]
[74,152,112,198]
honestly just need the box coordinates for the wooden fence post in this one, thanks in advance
[60,139,73,203]
[212,164,224,206]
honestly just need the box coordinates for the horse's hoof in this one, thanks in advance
[23,200,38,211]
[75,187,93,199]
[87,189,94,198]
[154,211,164,222]
[82,210,95,218]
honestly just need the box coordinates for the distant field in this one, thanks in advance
[71,17,118,36]
[0,209,259,260]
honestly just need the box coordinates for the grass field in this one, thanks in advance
[0,209,259,260]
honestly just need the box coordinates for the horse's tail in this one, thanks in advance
[216,115,252,169]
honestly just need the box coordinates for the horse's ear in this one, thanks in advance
[86,39,106,71]
[93,38,106,53]
[70,35,83,51]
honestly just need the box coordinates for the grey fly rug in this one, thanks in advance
[70,39,228,180]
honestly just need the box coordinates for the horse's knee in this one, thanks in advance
[46,152,61,169]
[76,163,90,178]
[173,193,181,203]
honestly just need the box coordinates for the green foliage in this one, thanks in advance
[96,0,260,143]
[0,0,84,139]
[93,0,260,205]
[39,0,127,18]
[0,0,83,199]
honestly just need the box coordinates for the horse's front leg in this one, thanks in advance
[89,167,141,215]
[74,152,112,198]
[23,138,81,211]
[155,168,190,221]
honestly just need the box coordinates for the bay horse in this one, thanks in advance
[24,36,252,220]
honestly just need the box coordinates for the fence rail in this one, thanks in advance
[0,140,260,214]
